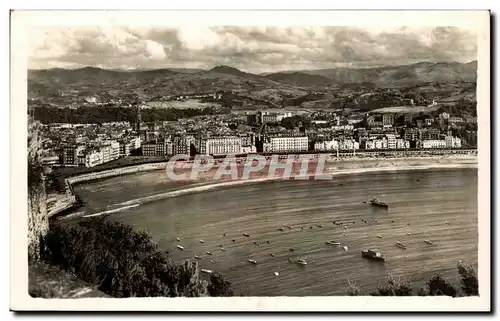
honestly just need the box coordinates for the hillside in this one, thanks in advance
[298,61,477,85]
[28,61,477,109]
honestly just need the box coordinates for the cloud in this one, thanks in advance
[28,26,477,72]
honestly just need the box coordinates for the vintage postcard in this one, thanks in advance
[10,10,490,311]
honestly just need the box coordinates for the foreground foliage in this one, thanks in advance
[41,217,234,297]
[347,262,479,297]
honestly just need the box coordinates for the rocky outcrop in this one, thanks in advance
[27,118,49,263]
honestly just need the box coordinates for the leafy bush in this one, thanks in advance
[40,217,233,297]
[370,274,413,296]
[426,274,457,297]
[457,262,479,296]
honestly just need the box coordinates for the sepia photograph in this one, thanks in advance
[11,9,490,311]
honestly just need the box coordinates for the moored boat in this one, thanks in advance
[243,233,250,237]
[176,245,184,250]
[425,239,434,245]
[369,197,389,208]
[395,241,407,250]
[361,249,385,262]
[201,269,212,274]
[248,259,257,264]
[325,240,341,246]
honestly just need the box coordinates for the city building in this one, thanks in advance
[449,117,465,125]
[403,128,419,141]
[314,139,339,152]
[264,136,308,153]
[465,116,478,124]
[382,113,394,127]
[445,136,462,148]
[422,140,447,149]
[425,118,434,126]
[199,136,242,155]
[62,145,85,166]
[404,114,413,124]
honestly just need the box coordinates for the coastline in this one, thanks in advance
[58,155,477,220]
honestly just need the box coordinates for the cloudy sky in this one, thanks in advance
[28,26,477,73]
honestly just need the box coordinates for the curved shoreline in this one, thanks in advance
[60,158,477,220]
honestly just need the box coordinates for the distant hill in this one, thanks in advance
[28,61,477,107]
[297,61,477,85]
[264,71,332,87]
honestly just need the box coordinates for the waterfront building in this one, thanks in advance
[422,140,447,149]
[85,149,103,168]
[265,135,309,153]
[445,136,462,148]
[199,136,242,155]
[314,139,339,152]
[62,145,85,165]
[403,128,419,141]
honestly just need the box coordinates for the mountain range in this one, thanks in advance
[28,61,477,105]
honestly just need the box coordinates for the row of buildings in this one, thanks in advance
[58,137,141,167]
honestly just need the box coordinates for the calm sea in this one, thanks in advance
[72,168,478,296]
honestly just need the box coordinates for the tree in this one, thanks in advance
[457,262,479,296]
[40,217,232,298]
[370,274,413,296]
[426,274,457,297]
[208,272,234,297]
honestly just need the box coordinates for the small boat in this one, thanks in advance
[176,238,180,242]
[223,233,226,237]
[274,272,279,276]
[201,269,212,274]
[206,251,212,255]
[220,247,226,251]
[248,259,257,264]
[343,246,348,251]
[209,259,215,263]
[344,226,348,230]
[270,253,275,257]
[243,233,250,237]
[194,255,201,259]
[297,259,307,266]
[232,239,236,242]
[425,239,434,245]
[391,220,395,223]
[267,240,271,244]
[316,225,322,228]
[289,248,294,252]
[325,240,341,246]
[395,241,407,250]
[407,232,412,235]
[199,240,205,243]
[343,233,347,236]
[278,227,284,232]
[369,197,389,208]
[445,221,450,225]
[377,235,383,239]
[361,249,385,262]
[176,245,184,250]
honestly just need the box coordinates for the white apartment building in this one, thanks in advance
[314,139,339,152]
[266,136,308,153]
[85,150,103,168]
[199,136,242,155]
[445,136,462,148]
[422,140,447,149]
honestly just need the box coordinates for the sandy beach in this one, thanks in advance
[61,154,477,220]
